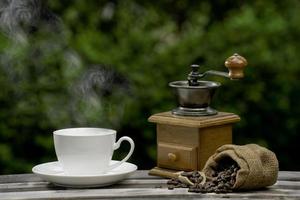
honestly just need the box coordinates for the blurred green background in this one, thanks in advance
[0,0,299,174]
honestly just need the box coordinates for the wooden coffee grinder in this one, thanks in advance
[148,53,248,177]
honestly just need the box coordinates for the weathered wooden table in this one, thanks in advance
[0,171,299,199]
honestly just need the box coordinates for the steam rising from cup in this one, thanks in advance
[0,0,61,42]
[72,66,132,128]
[0,0,132,129]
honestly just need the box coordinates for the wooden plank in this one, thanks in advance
[1,171,299,184]
[0,178,299,192]
[129,170,162,179]
[273,180,300,189]
[1,187,300,200]
[0,170,160,184]
[131,171,163,179]
[0,171,300,200]
[278,171,300,181]
[1,179,299,193]
[0,179,168,192]
[0,174,43,184]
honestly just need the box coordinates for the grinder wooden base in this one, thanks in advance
[148,111,240,177]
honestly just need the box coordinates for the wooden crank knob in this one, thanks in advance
[225,53,248,80]
[167,153,177,162]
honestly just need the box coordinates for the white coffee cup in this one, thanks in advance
[53,127,135,175]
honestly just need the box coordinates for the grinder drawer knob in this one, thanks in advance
[168,153,177,162]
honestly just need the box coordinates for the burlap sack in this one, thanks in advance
[202,144,279,190]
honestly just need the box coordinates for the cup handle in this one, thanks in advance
[108,136,135,170]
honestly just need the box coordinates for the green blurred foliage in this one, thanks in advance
[0,0,300,174]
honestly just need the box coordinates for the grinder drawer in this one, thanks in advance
[157,143,197,170]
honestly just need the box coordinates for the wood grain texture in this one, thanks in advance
[198,125,232,169]
[154,116,233,171]
[148,111,240,128]
[157,124,198,146]
[0,171,299,199]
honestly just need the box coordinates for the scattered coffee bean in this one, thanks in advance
[198,175,203,181]
[192,171,200,177]
[167,178,179,185]
[211,171,217,177]
[168,185,175,190]
[180,183,188,188]
[166,158,240,194]
[189,177,196,183]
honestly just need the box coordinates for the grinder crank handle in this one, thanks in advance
[225,53,248,80]
[189,53,248,81]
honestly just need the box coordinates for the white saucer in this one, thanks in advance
[32,160,137,188]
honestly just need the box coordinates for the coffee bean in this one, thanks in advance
[168,185,175,190]
[206,182,215,188]
[224,183,231,189]
[217,183,225,189]
[231,172,237,178]
[230,179,235,186]
[212,177,218,184]
[189,177,197,183]
[211,171,217,177]
[194,179,201,184]
[192,171,200,177]
[215,189,221,193]
[180,183,188,188]
[206,187,214,193]
[221,174,227,180]
[198,176,203,182]
[189,188,200,193]
[220,189,229,193]
[167,179,179,185]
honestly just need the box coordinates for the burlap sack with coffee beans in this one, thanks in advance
[202,144,279,190]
